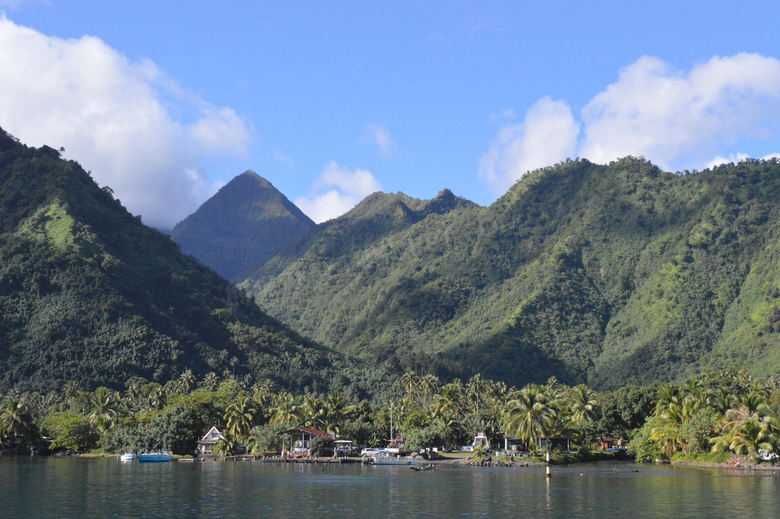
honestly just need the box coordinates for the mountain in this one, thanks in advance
[171,170,315,282]
[242,157,780,390]
[0,129,380,396]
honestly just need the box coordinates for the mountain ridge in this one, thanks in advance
[242,156,780,390]
[0,129,379,396]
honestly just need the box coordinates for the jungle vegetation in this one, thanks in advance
[2,369,777,465]
[0,128,384,397]
[243,156,780,390]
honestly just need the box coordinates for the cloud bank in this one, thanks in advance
[0,15,250,229]
[295,161,382,223]
[481,53,780,193]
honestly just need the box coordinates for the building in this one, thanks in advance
[197,426,227,455]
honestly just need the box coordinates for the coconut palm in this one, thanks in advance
[502,384,557,448]
[651,392,703,457]
[712,413,779,458]
[0,398,35,446]
[301,396,327,430]
[87,387,120,432]
[178,369,196,394]
[269,393,301,426]
[213,436,237,458]
[566,385,599,423]
[224,394,258,440]
[321,392,352,436]
[62,381,80,410]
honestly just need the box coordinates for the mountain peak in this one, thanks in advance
[171,171,315,281]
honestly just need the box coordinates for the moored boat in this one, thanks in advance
[137,452,173,462]
[365,455,423,466]
[120,453,136,462]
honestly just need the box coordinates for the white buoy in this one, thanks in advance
[546,450,551,478]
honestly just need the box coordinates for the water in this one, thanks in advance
[2,457,779,518]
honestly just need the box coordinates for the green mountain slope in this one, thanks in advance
[171,170,315,282]
[243,157,780,389]
[0,129,378,396]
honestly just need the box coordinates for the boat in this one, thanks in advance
[137,452,173,462]
[364,455,423,466]
[120,453,136,462]
[410,464,437,471]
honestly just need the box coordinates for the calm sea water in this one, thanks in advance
[2,457,779,518]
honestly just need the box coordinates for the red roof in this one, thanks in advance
[278,427,327,436]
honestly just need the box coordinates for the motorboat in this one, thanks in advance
[120,453,136,462]
[137,452,173,462]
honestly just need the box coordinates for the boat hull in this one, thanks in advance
[365,456,422,466]
[137,453,173,462]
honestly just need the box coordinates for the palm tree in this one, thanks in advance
[0,398,35,446]
[566,385,599,423]
[712,413,778,458]
[301,396,327,431]
[322,392,352,436]
[651,391,705,457]
[178,369,196,394]
[502,385,556,448]
[224,395,258,441]
[269,393,301,426]
[87,387,120,432]
[711,395,780,458]
[62,381,80,410]
[213,435,237,458]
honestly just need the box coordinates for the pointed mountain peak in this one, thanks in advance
[172,170,315,281]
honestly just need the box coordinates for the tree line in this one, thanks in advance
[2,368,778,463]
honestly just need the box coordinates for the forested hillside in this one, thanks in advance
[171,170,315,282]
[0,128,380,396]
[243,157,780,389]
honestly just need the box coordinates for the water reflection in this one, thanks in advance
[2,458,779,518]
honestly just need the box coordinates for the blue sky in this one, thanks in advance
[2,1,780,228]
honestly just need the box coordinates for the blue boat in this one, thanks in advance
[137,452,173,462]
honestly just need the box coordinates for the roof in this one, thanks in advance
[277,427,327,436]
[198,425,227,443]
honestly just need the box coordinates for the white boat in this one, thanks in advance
[137,452,173,462]
[120,453,136,462]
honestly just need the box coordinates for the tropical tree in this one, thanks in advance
[301,396,326,431]
[224,394,258,441]
[61,381,81,410]
[178,369,196,394]
[269,393,301,426]
[566,385,599,423]
[502,384,557,448]
[213,435,237,458]
[0,398,37,449]
[87,387,120,433]
[712,397,780,458]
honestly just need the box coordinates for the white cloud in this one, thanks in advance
[360,123,394,157]
[580,53,780,169]
[480,54,780,193]
[0,15,250,229]
[294,161,382,223]
[478,97,579,194]
[706,152,780,170]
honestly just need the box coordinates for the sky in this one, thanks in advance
[1,1,780,228]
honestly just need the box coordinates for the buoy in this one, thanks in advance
[545,450,551,478]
